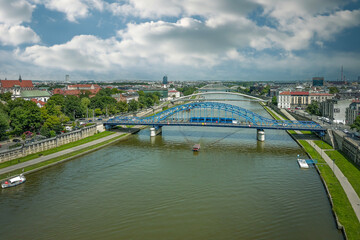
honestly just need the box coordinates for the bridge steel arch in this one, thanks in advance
[106,102,325,133]
[175,92,267,102]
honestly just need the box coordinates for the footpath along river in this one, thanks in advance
[0,94,343,240]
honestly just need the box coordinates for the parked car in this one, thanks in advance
[343,129,349,134]
[12,139,21,142]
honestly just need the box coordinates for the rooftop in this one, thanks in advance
[0,80,33,88]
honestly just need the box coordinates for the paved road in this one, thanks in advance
[0,132,123,176]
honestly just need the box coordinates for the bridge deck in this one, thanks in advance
[104,120,326,132]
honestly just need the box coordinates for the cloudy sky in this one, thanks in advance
[0,0,359,81]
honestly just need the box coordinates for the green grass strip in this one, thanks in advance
[0,133,127,180]
[0,131,115,169]
[300,130,314,135]
[262,105,282,120]
[326,150,360,198]
[298,140,360,239]
[313,140,333,149]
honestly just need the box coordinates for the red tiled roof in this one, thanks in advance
[68,84,100,88]
[310,93,333,96]
[53,88,64,94]
[290,91,309,96]
[31,99,46,106]
[52,88,99,97]
[0,80,33,88]
[279,91,290,95]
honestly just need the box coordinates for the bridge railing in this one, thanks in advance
[106,117,324,130]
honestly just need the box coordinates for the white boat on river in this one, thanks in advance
[297,159,309,169]
[1,174,26,189]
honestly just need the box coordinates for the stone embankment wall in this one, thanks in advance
[0,125,98,163]
[330,130,360,166]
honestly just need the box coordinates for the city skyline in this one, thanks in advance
[0,0,360,81]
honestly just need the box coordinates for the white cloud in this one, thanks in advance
[0,0,40,46]
[19,35,119,71]
[0,0,35,24]
[8,0,360,80]
[18,17,267,71]
[0,24,40,46]
[35,0,104,22]
[107,0,257,21]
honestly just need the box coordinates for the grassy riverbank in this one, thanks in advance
[326,150,360,198]
[0,132,127,180]
[262,104,360,239]
[314,140,333,149]
[298,140,360,239]
[0,131,115,170]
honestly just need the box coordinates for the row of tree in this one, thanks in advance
[0,89,161,140]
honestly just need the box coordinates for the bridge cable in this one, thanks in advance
[207,128,243,147]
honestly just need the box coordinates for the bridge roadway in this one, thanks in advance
[173,98,264,102]
[104,118,326,132]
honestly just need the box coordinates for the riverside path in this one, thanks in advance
[280,109,360,222]
[0,132,123,176]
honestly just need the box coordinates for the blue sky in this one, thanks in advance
[0,0,360,81]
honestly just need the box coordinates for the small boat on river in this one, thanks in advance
[297,159,309,169]
[1,174,26,189]
[193,144,201,152]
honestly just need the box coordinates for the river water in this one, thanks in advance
[0,95,343,240]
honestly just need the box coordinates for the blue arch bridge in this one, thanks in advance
[104,102,326,141]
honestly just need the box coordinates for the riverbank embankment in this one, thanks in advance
[0,129,142,181]
[262,103,360,240]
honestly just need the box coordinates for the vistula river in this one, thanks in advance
[0,94,343,240]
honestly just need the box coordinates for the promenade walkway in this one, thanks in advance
[280,109,360,222]
[0,132,123,176]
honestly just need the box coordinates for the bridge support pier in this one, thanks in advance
[257,129,265,142]
[150,126,162,137]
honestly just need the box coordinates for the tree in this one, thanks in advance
[0,108,9,140]
[117,101,128,113]
[9,100,42,135]
[261,85,270,96]
[329,87,339,94]
[272,96,277,105]
[47,94,65,109]
[81,97,91,109]
[94,108,103,116]
[64,95,83,120]
[79,90,91,99]
[97,88,112,97]
[306,101,321,116]
[0,92,12,102]
[128,100,139,112]
[350,116,360,132]
[43,115,63,134]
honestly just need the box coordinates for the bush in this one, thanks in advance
[49,130,56,138]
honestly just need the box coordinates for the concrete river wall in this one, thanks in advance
[0,125,99,163]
